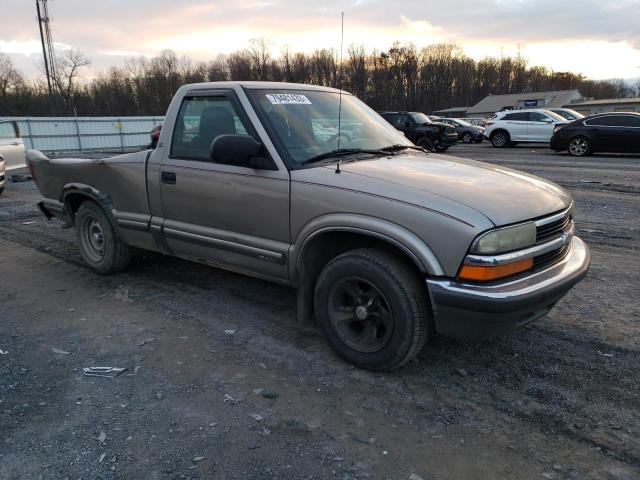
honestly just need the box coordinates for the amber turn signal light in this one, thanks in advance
[458,258,534,281]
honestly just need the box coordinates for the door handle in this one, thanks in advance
[161,171,176,185]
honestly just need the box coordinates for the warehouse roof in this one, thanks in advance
[467,89,581,115]
[564,97,640,107]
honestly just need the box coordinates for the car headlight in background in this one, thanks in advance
[470,222,536,254]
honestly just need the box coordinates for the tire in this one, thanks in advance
[491,130,510,148]
[0,187,4,196]
[314,248,431,371]
[75,201,131,274]
[416,137,434,152]
[462,133,472,143]
[568,136,592,157]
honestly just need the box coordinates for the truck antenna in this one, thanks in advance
[335,11,344,174]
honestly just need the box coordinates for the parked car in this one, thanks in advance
[484,109,568,147]
[26,81,590,371]
[0,153,5,195]
[0,120,26,171]
[550,112,640,157]
[466,118,489,127]
[431,117,484,143]
[546,108,584,121]
[379,111,458,151]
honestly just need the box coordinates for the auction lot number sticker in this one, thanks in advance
[266,94,312,105]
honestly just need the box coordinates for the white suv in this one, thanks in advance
[484,109,568,147]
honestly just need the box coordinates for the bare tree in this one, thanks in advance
[52,48,90,112]
[0,51,23,99]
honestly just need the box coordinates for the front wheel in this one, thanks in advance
[314,249,430,371]
[461,133,472,143]
[491,130,510,148]
[75,201,131,274]
[568,136,592,157]
[416,137,434,152]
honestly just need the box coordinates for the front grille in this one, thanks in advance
[531,209,573,270]
[533,242,571,270]
[536,211,572,244]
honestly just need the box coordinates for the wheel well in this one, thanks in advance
[490,128,509,138]
[295,231,426,323]
[63,192,111,226]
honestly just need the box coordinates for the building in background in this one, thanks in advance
[465,89,583,118]
[431,106,470,118]
[563,97,640,116]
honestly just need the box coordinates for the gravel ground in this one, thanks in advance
[0,144,639,480]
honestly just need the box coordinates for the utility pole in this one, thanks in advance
[36,0,56,113]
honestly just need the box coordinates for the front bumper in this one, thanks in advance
[549,135,568,151]
[427,236,590,340]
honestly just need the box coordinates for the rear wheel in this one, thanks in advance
[568,136,592,157]
[75,201,131,274]
[314,248,430,371]
[491,130,510,148]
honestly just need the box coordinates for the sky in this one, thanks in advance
[1,0,640,81]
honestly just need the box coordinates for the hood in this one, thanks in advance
[313,152,572,227]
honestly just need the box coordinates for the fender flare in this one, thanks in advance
[290,213,444,281]
[60,183,115,228]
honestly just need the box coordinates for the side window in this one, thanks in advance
[503,112,530,121]
[171,96,249,161]
[585,115,630,127]
[0,122,17,139]
[618,115,640,127]
[530,112,549,122]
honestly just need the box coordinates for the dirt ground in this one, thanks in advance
[0,143,639,480]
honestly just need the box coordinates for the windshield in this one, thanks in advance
[411,112,432,125]
[453,118,472,127]
[544,110,569,122]
[552,109,584,120]
[247,89,412,166]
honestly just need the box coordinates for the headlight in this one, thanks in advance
[470,222,536,254]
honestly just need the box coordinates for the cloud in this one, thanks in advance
[1,0,639,79]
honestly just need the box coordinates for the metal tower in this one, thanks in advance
[36,0,56,108]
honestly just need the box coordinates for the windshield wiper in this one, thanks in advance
[380,144,428,153]
[301,148,388,165]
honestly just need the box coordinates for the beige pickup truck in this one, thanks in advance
[26,82,590,370]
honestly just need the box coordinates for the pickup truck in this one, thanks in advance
[26,81,590,371]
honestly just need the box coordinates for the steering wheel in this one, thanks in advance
[324,131,352,145]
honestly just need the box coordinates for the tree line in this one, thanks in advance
[1,40,638,117]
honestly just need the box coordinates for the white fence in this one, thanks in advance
[2,116,164,153]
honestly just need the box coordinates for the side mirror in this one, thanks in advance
[210,134,263,167]
[542,118,553,123]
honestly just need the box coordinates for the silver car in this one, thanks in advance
[26,82,590,371]
[0,120,26,194]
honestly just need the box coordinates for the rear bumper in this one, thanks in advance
[427,236,590,340]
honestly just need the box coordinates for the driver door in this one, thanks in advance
[159,90,291,281]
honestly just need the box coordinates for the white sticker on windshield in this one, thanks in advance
[266,93,312,105]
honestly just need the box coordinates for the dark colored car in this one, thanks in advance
[379,111,458,151]
[550,112,640,157]
[431,117,485,143]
